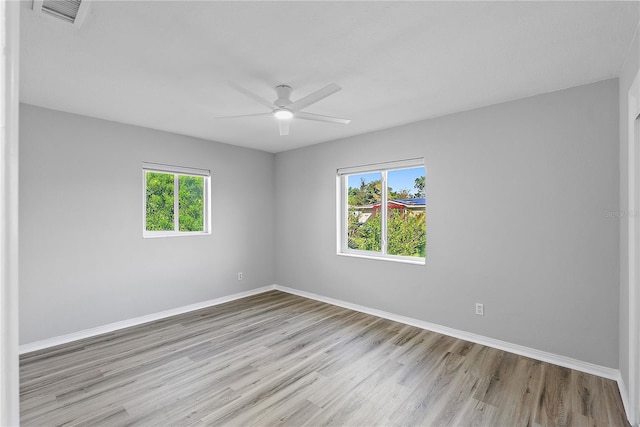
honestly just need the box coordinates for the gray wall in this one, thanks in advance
[619,22,639,414]
[275,79,620,368]
[19,104,276,344]
[20,80,621,369]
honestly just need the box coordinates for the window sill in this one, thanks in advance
[143,232,210,239]
[337,251,425,265]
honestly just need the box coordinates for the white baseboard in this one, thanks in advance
[19,285,276,354]
[616,373,636,426]
[273,284,620,382]
[19,282,630,424]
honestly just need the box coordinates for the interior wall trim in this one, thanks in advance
[19,285,276,354]
[1,0,21,423]
[617,374,634,427]
[624,66,640,427]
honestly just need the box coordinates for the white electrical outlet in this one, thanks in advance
[237,272,243,281]
[475,303,484,316]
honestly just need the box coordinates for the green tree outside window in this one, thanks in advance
[145,172,204,232]
[346,169,425,258]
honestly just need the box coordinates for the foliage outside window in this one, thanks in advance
[143,163,210,237]
[339,159,426,263]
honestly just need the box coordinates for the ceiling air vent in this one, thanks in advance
[33,0,89,27]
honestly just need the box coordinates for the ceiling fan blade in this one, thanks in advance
[227,81,275,110]
[287,83,341,111]
[216,112,272,119]
[279,120,290,136]
[295,111,351,124]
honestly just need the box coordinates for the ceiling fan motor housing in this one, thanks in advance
[274,85,292,107]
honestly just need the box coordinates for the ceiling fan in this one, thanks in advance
[220,82,351,136]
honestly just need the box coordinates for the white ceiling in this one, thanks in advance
[20,1,639,153]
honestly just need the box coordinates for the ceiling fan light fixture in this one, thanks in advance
[274,109,293,120]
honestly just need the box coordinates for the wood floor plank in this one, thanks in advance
[20,290,630,426]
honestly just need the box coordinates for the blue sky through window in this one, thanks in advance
[347,172,380,190]
[347,167,424,195]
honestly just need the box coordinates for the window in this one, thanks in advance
[143,162,211,237]
[338,159,426,264]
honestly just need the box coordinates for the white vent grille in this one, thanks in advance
[33,0,89,26]
[42,0,81,22]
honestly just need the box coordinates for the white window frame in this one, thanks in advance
[337,158,426,265]
[142,162,211,238]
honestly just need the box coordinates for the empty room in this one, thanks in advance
[1,0,640,426]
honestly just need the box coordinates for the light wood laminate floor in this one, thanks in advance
[20,290,629,426]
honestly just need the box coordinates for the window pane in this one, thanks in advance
[387,167,426,257]
[178,175,204,232]
[146,172,174,231]
[347,172,382,252]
